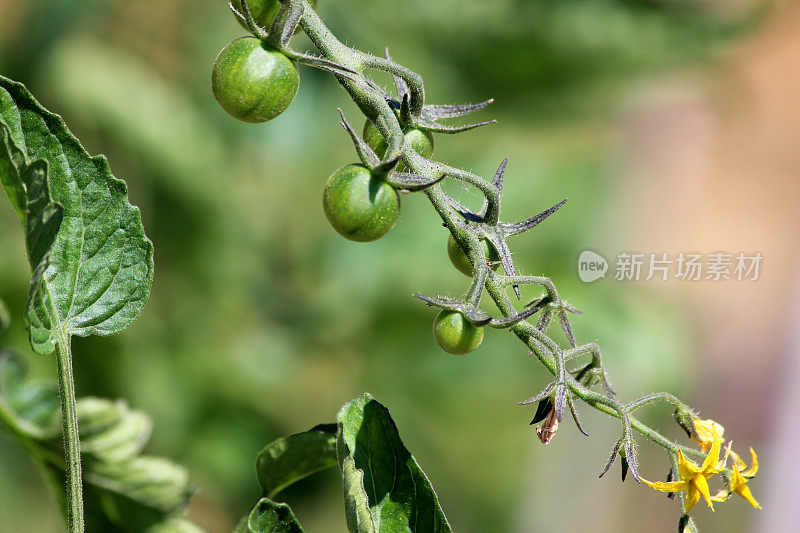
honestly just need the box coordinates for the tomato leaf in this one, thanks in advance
[76,396,153,464]
[0,75,153,355]
[235,498,304,533]
[81,456,192,531]
[0,349,61,439]
[0,350,196,531]
[256,423,338,498]
[336,393,451,533]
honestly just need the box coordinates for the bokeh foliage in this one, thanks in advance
[0,1,760,531]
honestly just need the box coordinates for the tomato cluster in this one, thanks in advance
[323,117,436,244]
[213,2,486,355]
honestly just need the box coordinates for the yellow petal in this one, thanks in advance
[740,448,758,478]
[692,475,715,511]
[641,478,689,493]
[735,483,762,510]
[685,485,702,513]
[727,458,762,508]
[677,450,700,478]
[729,449,745,470]
[693,418,725,452]
[701,430,722,474]
[730,461,746,489]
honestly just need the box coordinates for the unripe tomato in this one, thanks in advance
[433,310,484,355]
[232,0,318,34]
[363,120,434,172]
[212,37,299,123]
[323,164,400,242]
[447,235,501,277]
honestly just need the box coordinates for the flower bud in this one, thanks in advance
[673,405,698,440]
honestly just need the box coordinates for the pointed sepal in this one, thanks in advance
[338,109,380,167]
[423,100,494,120]
[229,1,269,39]
[599,439,623,479]
[519,381,556,406]
[567,394,589,437]
[529,398,553,425]
[399,94,413,128]
[412,294,492,326]
[387,172,446,193]
[478,158,508,217]
[385,48,409,100]
[501,198,568,237]
[413,116,497,135]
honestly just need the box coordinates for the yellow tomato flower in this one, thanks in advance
[711,447,761,509]
[642,429,728,513]
[692,418,725,453]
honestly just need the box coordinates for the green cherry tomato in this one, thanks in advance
[447,235,501,277]
[433,310,484,355]
[363,120,434,172]
[323,164,400,242]
[212,37,299,123]
[232,0,318,34]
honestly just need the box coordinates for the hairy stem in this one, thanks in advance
[296,0,699,463]
[55,333,83,533]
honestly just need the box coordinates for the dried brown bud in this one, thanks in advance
[536,407,559,445]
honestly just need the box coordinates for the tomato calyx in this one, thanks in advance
[229,0,356,78]
[413,293,548,331]
[231,0,319,37]
[337,109,445,193]
[381,48,497,135]
[440,158,569,298]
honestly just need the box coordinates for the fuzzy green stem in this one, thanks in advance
[297,0,703,464]
[55,333,83,533]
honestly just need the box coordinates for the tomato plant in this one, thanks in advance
[322,164,400,242]
[212,36,299,123]
[0,1,765,532]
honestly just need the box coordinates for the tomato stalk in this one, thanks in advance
[55,333,84,533]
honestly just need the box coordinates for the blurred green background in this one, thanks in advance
[1,1,789,531]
